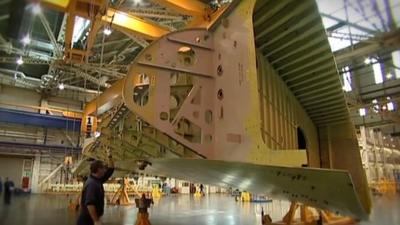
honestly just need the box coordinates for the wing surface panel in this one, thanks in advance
[118,158,368,220]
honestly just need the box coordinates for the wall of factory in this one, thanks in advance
[0,156,26,189]
[0,84,82,146]
[256,52,319,166]
[359,126,400,182]
[0,84,83,193]
[0,150,81,193]
[0,121,80,147]
[0,84,41,113]
[0,84,83,113]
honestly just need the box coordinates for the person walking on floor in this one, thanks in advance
[200,184,205,196]
[77,153,114,225]
[3,177,14,205]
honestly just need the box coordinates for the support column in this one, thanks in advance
[377,131,385,179]
[31,153,41,193]
[39,99,49,114]
[360,126,370,181]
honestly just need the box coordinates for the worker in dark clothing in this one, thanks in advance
[77,154,114,225]
[3,177,14,205]
[134,193,154,225]
[200,184,204,196]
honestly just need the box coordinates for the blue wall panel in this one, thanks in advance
[0,108,81,131]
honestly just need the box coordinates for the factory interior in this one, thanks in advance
[0,0,399,224]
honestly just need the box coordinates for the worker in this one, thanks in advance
[200,184,205,196]
[3,177,14,205]
[135,193,154,225]
[77,154,114,225]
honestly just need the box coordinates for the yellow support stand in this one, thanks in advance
[109,178,134,205]
[371,179,398,195]
[241,191,251,202]
[68,193,81,212]
[152,186,162,198]
[135,212,152,225]
[194,189,202,197]
[263,202,357,225]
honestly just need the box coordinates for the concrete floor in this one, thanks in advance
[0,193,399,225]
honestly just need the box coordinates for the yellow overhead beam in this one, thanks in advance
[104,9,169,40]
[41,0,70,11]
[84,78,125,116]
[41,0,169,40]
[152,0,208,16]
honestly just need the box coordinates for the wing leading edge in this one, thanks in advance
[117,158,368,220]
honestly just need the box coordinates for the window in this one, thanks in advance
[392,50,400,79]
[366,58,384,84]
[370,58,384,84]
[359,108,366,116]
[373,63,383,84]
[372,99,379,113]
[342,66,352,92]
[72,16,91,47]
[387,102,395,111]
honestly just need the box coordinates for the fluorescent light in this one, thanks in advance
[373,62,383,84]
[72,16,91,44]
[58,83,65,90]
[359,108,366,116]
[342,66,352,92]
[16,57,23,65]
[21,35,31,45]
[392,50,400,79]
[32,4,41,15]
[387,102,395,111]
[373,105,379,113]
[103,28,112,36]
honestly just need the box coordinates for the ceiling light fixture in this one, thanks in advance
[32,4,42,15]
[359,108,366,117]
[103,27,112,36]
[16,56,24,65]
[94,131,101,138]
[21,35,31,45]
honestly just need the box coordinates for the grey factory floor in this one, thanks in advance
[0,193,399,225]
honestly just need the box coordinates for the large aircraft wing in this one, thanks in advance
[79,0,372,221]
[118,158,368,220]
